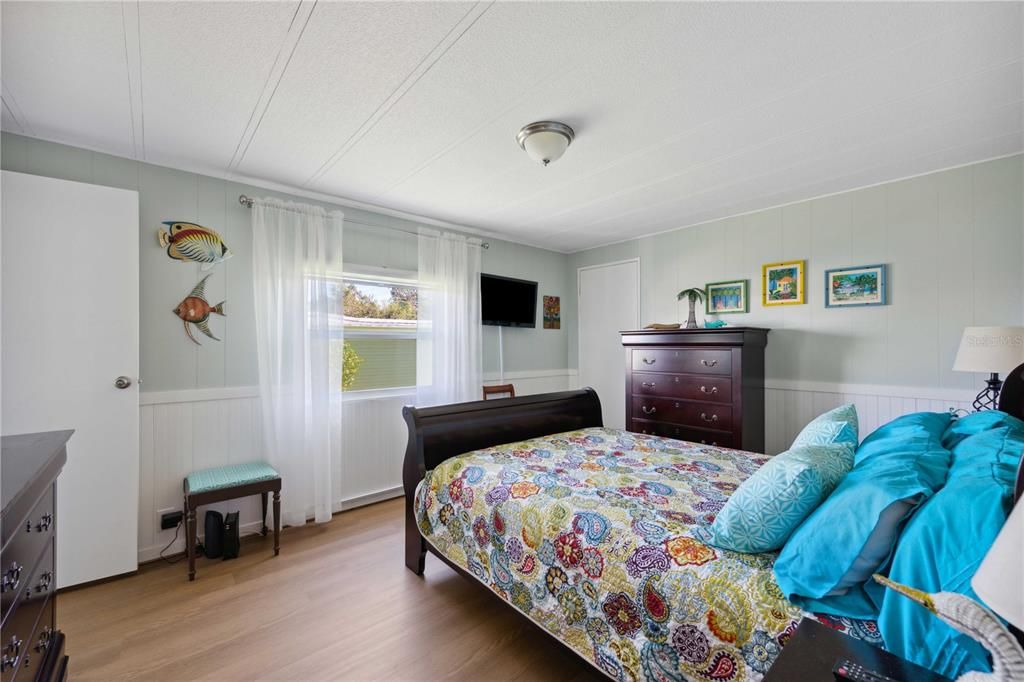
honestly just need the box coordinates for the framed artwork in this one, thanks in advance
[825,264,887,308]
[705,279,749,314]
[762,260,806,306]
[543,295,561,329]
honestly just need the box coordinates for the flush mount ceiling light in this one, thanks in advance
[516,121,575,166]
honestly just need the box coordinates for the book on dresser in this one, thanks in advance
[621,327,770,453]
[1,430,72,682]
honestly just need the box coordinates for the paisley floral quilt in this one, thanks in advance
[414,427,879,681]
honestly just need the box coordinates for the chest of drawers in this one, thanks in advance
[621,328,769,452]
[1,431,71,682]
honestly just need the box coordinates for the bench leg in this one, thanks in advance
[185,498,197,582]
[272,491,280,556]
[261,492,268,536]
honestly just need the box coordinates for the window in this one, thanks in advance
[326,273,418,393]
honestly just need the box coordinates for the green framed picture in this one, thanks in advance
[705,279,749,314]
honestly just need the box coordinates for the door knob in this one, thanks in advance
[114,376,132,389]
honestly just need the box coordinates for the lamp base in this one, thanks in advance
[972,373,1003,412]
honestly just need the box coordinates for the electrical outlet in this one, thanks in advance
[160,509,183,530]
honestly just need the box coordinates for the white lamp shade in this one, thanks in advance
[521,130,571,166]
[973,499,1024,628]
[953,326,1024,374]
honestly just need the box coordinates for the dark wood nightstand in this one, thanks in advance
[764,618,953,682]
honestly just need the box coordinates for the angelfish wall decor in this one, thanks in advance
[174,274,225,345]
[157,221,233,270]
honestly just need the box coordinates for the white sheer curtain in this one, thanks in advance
[252,197,343,526]
[416,229,483,406]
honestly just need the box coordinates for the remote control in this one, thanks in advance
[833,659,902,682]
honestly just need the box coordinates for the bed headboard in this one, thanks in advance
[401,388,603,573]
[997,362,1024,503]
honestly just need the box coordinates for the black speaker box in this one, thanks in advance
[223,511,240,560]
[203,510,223,559]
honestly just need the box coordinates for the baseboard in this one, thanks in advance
[137,487,404,563]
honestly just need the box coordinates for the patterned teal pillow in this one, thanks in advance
[792,404,859,448]
[707,443,854,553]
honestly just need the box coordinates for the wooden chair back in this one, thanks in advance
[482,383,515,400]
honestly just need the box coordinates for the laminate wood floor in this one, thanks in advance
[60,498,598,681]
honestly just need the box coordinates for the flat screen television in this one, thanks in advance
[481,274,537,328]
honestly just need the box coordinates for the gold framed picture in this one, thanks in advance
[762,260,806,306]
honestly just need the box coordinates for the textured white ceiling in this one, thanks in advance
[2,1,1021,252]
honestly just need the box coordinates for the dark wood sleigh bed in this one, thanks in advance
[401,365,1024,678]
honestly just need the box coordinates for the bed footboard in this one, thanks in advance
[401,388,603,574]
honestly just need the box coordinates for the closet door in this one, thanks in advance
[578,259,640,429]
[2,170,140,587]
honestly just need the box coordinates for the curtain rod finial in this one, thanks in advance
[239,195,254,208]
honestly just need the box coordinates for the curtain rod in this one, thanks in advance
[238,194,489,249]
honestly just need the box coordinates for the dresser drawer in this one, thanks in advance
[0,592,51,682]
[632,372,732,403]
[632,396,733,430]
[632,348,732,375]
[1,487,54,621]
[631,419,734,447]
[17,542,54,615]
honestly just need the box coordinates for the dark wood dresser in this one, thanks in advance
[621,328,769,452]
[1,431,71,682]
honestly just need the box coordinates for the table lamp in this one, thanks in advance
[953,327,1024,411]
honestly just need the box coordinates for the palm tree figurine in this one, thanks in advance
[677,287,705,329]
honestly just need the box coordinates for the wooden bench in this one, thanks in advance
[183,462,281,581]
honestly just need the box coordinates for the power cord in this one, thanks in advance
[158,520,185,564]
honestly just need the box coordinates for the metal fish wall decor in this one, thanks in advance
[174,274,225,345]
[157,221,232,270]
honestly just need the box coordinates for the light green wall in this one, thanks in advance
[1,132,571,391]
[567,155,1024,392]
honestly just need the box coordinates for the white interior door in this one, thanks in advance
[2,170,139,587]
[578,260,640,429]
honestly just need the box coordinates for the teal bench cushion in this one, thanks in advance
[186,461,279,495]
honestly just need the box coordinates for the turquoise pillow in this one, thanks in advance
[792,404,858,448]
[871,423,1024,678]
[708,443,853,552]
[773,411,952,618]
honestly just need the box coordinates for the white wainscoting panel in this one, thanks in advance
[138,369,576,562]
[764,380,976,455]
[139,372,959,560]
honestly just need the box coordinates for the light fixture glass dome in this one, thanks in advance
[516,121,574,166]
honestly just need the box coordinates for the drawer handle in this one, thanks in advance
[700,385,718,395]
[35,571,53,593]
[700,359,718,367]
[0,653,17,672]
[1,562,23,593]
[641,406,657,415]
[34,628,51,654]
[700,440,719,446]
[641,381,656,388]
[641,357,656,365]
[700,412,718,423]
[36,513,53,532]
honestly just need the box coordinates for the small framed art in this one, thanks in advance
[824,264,887,308]
[705,279,749,314]
[762,260,806,306]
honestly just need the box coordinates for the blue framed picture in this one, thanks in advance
[824,264,887,308]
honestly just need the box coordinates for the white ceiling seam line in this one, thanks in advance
[302,1,495,188]
[518,56,1024,232]
[565,102,1023,238]
[226,0,318,175]
[564,150,1024,255]
[378,4,655,197]
[1,95,27,136]
[478,5,1007,222]
[121,1,145,160]
[133,0,145,161]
